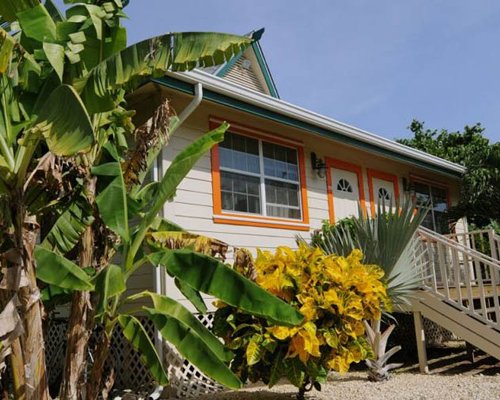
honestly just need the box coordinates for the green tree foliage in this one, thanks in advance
[398,120,500,226]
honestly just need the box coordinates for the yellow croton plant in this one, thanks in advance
[213,244,390,391]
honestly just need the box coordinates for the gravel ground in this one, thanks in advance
[197,371,500,400]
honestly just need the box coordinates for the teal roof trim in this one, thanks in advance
[252,41,280,98]
[216,28,279,98]
[151,77,462,179]
[215,50,244,78]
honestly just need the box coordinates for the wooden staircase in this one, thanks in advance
[411,226,500,372]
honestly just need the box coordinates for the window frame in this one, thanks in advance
[210,118,309,230]
[410,174,451,233]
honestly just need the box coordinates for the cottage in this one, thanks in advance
[125,30,499,395]
[129,30,465,305]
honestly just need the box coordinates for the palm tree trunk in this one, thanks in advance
[59,178,96,400]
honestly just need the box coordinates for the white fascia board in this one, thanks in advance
[167,70,466,175]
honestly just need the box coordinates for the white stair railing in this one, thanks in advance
[445,229,500,262]
[417,226,500,329]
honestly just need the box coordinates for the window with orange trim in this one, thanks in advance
[211,123,309,230]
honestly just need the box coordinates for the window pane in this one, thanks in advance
[262,142,299,181]
[414,182,431,207]
[221,171,261,214]
[265,179,300,207]
[431,187,449,234]
[219,147,232,169]
[265,179,300,219]
[337,178,353,193]
[266,205,301,219]
[221,192,233,211]
[431,187,448,213]
[220,132,260,174]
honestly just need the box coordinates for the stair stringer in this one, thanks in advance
[412,290,500,360]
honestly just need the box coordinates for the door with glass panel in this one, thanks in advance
[372,177,396,212]
[218,132,302,220]
[414,181,449,234]
[331,168,361,220]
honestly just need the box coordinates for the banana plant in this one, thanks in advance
[0,0,261,398]
[37,122,304,399]
[310,200,429,381]
[0,11,95,399]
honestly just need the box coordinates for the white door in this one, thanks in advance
[372,177,396,212]
[331,168,360,220]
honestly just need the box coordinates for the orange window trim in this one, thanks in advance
[210,116,303,146]
[325,158,367,223]
[210,120,309,230]
[367,168,400,216]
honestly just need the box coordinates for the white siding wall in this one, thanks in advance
[162,124,331,252]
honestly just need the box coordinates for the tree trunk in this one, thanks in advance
[8,338,25,400]
[59,178,96,400]
[0,289,25,399]
[18,213,50,400]
[58,292,93,400]
[85,331,111,400]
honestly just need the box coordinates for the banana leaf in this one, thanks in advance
[118,314,168,385]
[145,307,242,389]
[35,246,94,291]
[34,84,94,156]
[174,278,207,314]
[0,0,39,22]
[149,249,304,326]
[94,161,129,241]
[43,42,64,81]
[74,33,252,113]
[41,198,94,254]
[16,4,56,42]
[140,291,232,362]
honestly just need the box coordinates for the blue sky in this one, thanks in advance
[60,1,500,143]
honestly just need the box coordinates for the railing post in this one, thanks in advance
[413,311,429,374]
[489,229,499,261]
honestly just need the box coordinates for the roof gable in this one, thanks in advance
[211,29,280,98]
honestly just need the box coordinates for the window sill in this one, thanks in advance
[213,214,310,231]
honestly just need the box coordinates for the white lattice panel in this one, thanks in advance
[45,313,229,398]
[164,312,225,398]
[45,319,67,388]
[45,318,158,393]
[423,317,457,345]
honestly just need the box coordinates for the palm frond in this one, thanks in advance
[314,199,430,305]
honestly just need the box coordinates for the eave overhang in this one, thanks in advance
[152,70,466,179]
